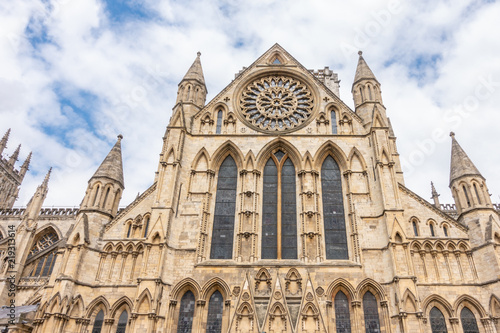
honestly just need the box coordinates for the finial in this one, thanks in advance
[358,51,363,56]
[43,167,52,186]
[449,131,455,138]
[197,51,201,57]
[117,134,123,141]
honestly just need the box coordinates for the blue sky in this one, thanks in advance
[1,0,500,207]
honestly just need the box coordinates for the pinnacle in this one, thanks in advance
[42,167,52,187]
[449,133,482,185]
[91,136,124,188]
[181,52,206,87]
[8,144,21,166]
[21,152,32,170]
[353,51,378,86]
[431,181,439,197]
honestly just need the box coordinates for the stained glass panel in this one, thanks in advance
[335,291,351,333]
[92,310,104,333]
[116,310,128,333]
[331,111,337,134]
[216,110,223,134]
[210,156,237,259]
[177,291,195,333]
[206,291,223,333]
[363,292,380,333]
[461,307,479,333]
[281,158,297,259]
[430,307,447,333]
[322,156,348,259]
[262,158,278,259]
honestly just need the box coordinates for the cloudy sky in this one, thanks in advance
[1,0,499,208]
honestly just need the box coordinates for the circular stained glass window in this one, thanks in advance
[240,75,314,132]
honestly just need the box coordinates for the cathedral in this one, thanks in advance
[0,44,499,333]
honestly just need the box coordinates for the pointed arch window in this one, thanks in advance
[322,156,348,259]
[216,110,223,134]
[262,150,297,259]
[430,307,447,333]
[363,292,380,333]
[460,307,479,333]
[473,184,481,204]
[28,231,59,258]
[143,217,150,238]
[210,156,237,259]
[359,87,364,102]
[116,310,128,333]
[177,291,195,333]
[92,185,100,207]
[430,223,435,237]
[206,291,223,333]
[463,185,471,207]
[412,221,419,236]
[102,187,110,209]
[92,310,104,333]
[335,291,351,333]
[126,223,132,238]
[368,85,373,100]
[443,226,448,237]
[331,110,337,134]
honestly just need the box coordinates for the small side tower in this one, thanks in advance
[351,51,386,127]
[174,52,207,126]
[0,129,31,209]
[449,132,492,215]
[80,135,124,219]
[449,132,499,247]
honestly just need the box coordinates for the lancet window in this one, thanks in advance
[331,110,337,134]
[430,307,447,333]
[321,156,348,259]
[262,150,297,259]
[210,156,237,259]
[335,291,351,333]
[92,310,104,333]
[116,310,128,333]
[177,291,195,333]
[216,110,223,134]
[460,308,479,333]
[206,291,224,333]
[363,292,380,333]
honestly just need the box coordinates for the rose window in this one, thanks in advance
[240,76,314,131]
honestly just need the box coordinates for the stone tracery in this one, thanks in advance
[240,75,314,132]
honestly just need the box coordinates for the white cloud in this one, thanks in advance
[1,0,499,209]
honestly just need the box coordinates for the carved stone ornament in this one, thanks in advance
[242,292,250,301]
[233,286,241,296]
[306,292,314,301]
[274,291,282,300]
[240,75,314,132]
[315,287,325,297]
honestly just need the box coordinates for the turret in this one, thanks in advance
[19,152,32,179]
[351,51,386,127]
[80,135,124,218]
[449,132,492,215]
[176,52,207,110]
[8,144,21,167]
[0,128,10,155]
[430,182,440,208]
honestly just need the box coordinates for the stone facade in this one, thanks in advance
[0,44,499,333]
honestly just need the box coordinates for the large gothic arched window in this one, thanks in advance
[460,307,479,333]
[210,156,237,259]
[177,291,196,333]
[116,310,128,333]
[335,291,351,333]
[262,150,297,259]
[430,307,447,333]
[92,310,104,333]
[321,156,348,259]
[363,292,380,333]
[206,290,224,333]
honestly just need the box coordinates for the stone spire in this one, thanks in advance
[19,152,32,179]
[181,51,206,87]
[449,132,482,185]
[91,135,124,188]
[0,128,10,155]
[353,51,378,85]
[8,144,21,167]
[430,181,440,208]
